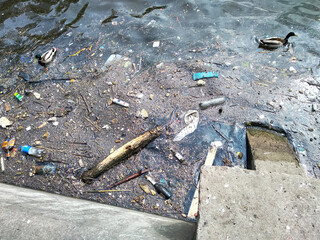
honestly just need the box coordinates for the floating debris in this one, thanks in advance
[199,97,226,110]
[173,110,199,142]
[146,175,172,199]
[0,117,12,128]
[193,71,218,81]
[139,184,150,194]
[112,98,129,107]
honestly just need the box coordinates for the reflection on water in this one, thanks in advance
[0,0,319,78]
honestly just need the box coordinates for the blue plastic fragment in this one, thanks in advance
[193,71,218,80]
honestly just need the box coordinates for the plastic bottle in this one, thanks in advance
[20,145,45,157]
[33,164,56,175]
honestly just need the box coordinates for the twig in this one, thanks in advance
[17,100,29,109]
[38,146,66,152]
[2,83,24,100]
[306,82,320,87]
[84,117,101,132]
[40,160,68,164]
[72,153,93,158]
[188,47,208,53]
[28,78,72,84]
[80,93,92,114]
[66,141,87,145]
[138,57,142,72]
[211,124,230,142]
[57,83,65,93]
[108,169,149,189]
[86,189,131,193]
[56,172,79,194]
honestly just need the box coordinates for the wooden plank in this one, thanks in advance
[187,141,222,218]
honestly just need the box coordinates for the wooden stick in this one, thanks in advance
[211,124,229,142]
[84,117,101,132]
[1,156,5,172]
[80,93,92,114]
[81,126,163,183]
[86,189,131,193]
[108,169,149,189]
[187,141,222,219]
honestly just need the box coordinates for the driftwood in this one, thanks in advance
[81,126,163,183]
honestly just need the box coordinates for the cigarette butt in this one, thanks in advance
[38,122,48,129]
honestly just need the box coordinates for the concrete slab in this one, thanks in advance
[197,166,320,240]
[0,183,196,240]
[254,160,305,176]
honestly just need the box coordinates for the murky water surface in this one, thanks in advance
[0,1,320,221]
[0,1,320,172]
[0,0,319,70]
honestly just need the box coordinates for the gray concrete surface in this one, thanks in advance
[197,166,320,240]
[0,183,196,240]
[254,160,305,176]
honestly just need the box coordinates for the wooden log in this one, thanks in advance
[81,126,163,183]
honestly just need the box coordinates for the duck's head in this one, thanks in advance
[35,54,42,60]
[286,32,298,39]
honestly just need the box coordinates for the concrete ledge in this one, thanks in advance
[0,183,196,240]
[197,166,320,239]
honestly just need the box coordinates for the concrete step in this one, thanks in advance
[197,166,320,239]
[0,183,196,240]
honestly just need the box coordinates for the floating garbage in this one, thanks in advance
[173,110,199,142]
[0,117,12,128]
[196,80,206,86]
[108,169,149,189]
[146,175,172,199]
[153,41,160,48]
[18,71,31,82]
[33,92,41,100]
[199,97,226,110]
[193,71,218,81]
[2,138,15,158]
[20,145,46,158]
[81,126,163,182]
[14,92,23,101]
[4,102,11,112]
[127,91,144,99]
[103,54,122,71]
[170,148,184,163]
[312,103,318,112]
[112,98,129,107]
[33,164,56,175]
[0,156,4,172]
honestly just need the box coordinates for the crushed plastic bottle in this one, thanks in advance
[20,145,46,157]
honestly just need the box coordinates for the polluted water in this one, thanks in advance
[0,0,320,221]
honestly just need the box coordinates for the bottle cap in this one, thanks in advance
[20,145,31,154]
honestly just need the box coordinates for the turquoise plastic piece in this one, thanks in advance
[193,71,219,80]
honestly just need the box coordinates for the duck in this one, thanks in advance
[257,32,297,50]
[35,47,57,65]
